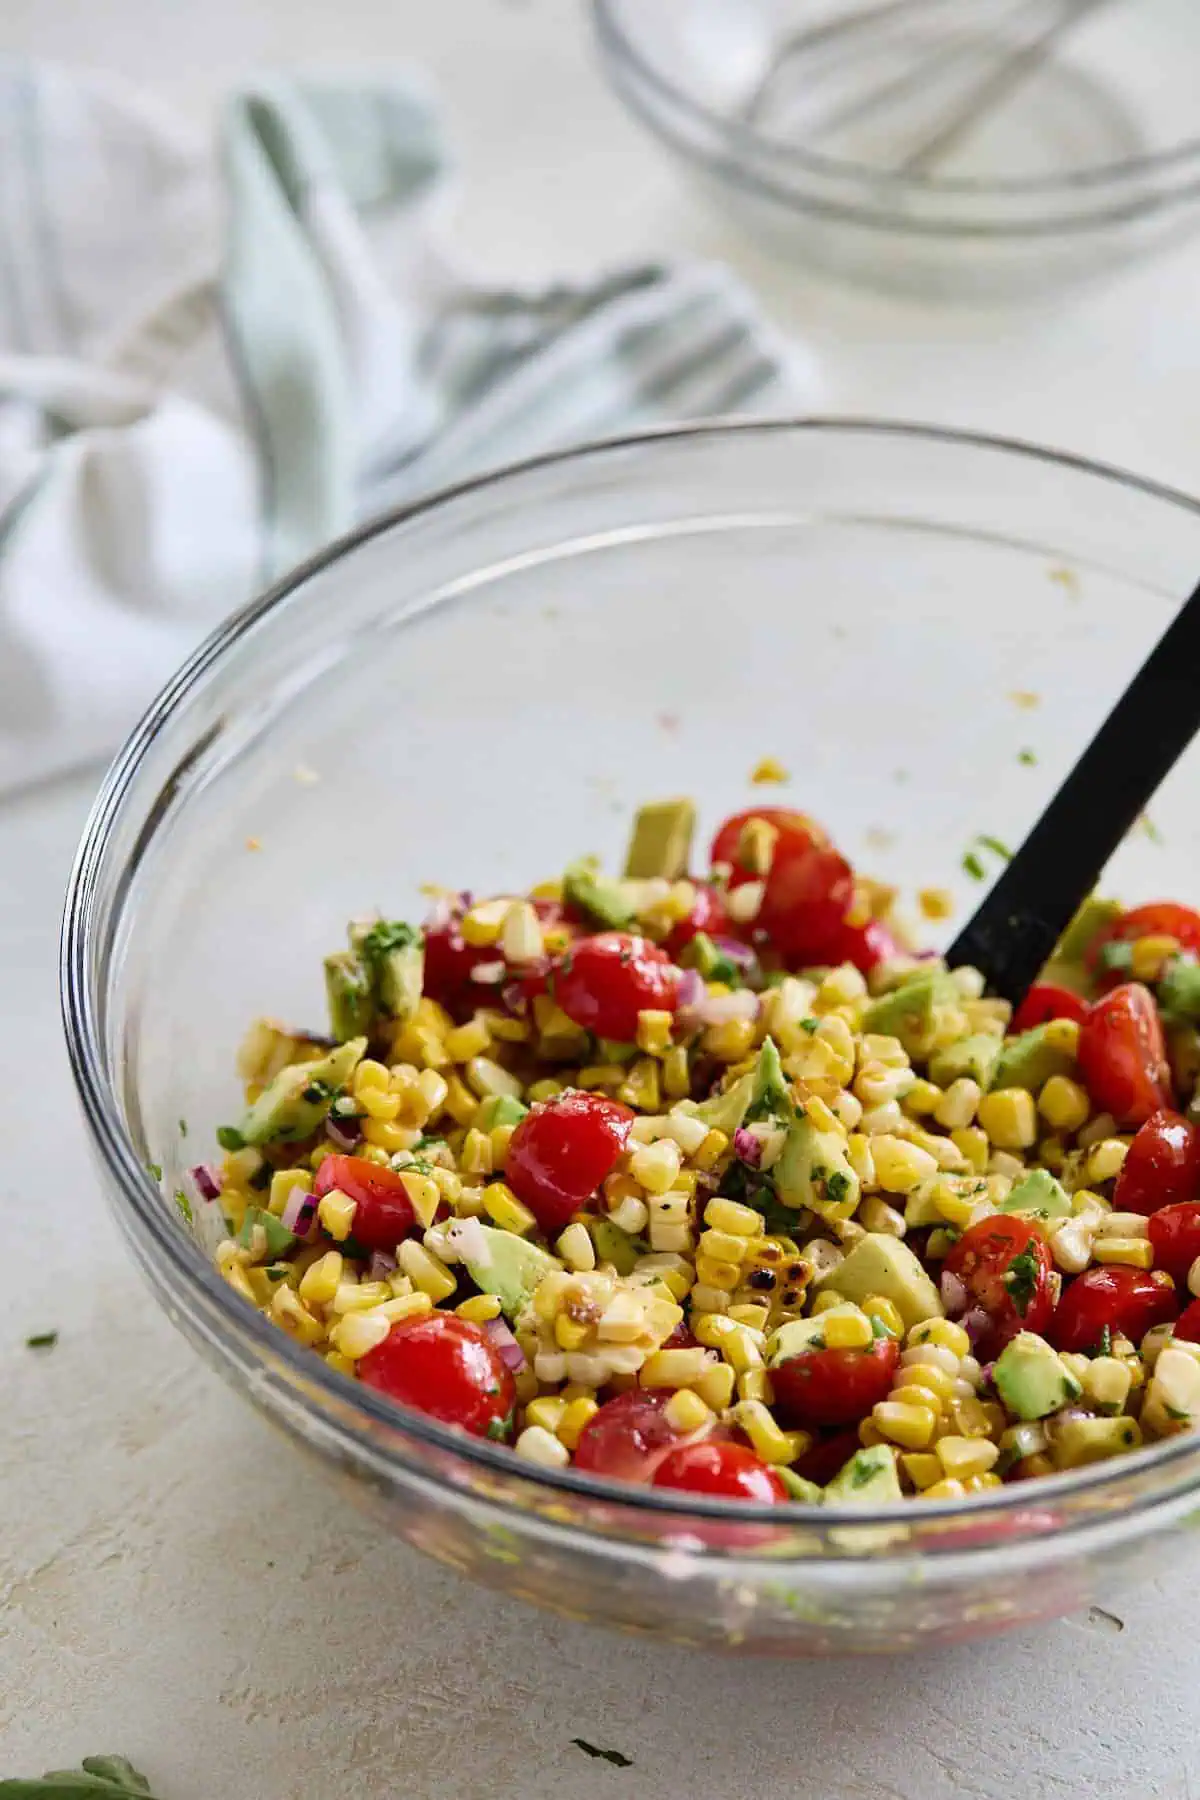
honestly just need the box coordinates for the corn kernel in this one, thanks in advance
[555,1314,590,1352]
[1083,1356,1133,1412]
[950,1126,989,1173]
[1085,1138,1129,1185]
[737,1368,773,1405]
[919,1477,968,1500]
[872,1134,939,1194]
[641,1347,712,1388]
[732,1399,804,1464]
[397,1239,457,1302]
[873,1400,938,1450]
[445,1018,491,1062]
[557,1221,596,1272]
[317,1188,356,1242]
[298,1250,344,1307]
[901,1362,956,1405]
[362,1118,420,1154]
[483,1181,538,1236]
[1042,1018,1081,1058]
[329,1310,391,1359]
[908,1318,971,1358]
[694,1254,742,1293]
[515,1425,570,1468]
[456,1293,503,1324]
[903,1078,943,1117]
[699,1227,752,1265]
[704,1195,762,1236]
[353,1058,392,1095]
[977,1088,1038,1150]
[636,1009,674,1055]
[702,1017,757,1062]
[934,1079,982,1132]
[823,1309,875,1350]
[556,1396,600,1450]
[324,1350,355,1378]
[358,1086,401,1123]
[631,1138,683,1194]
[663,1389,715,1435]
[1130,933,1180,983]
[460,898,509,946]
[1037,1074,1090,1134]
[526,1396,568,1435]
[1093,1237,1154,1270]
[901,1452,944,1490]
[727,1303,772,1332]
[377,1291,435,1324]
[661,1045,691,1100]
[855,1296,901,1342]
[860,1195,906,1237]
[935,1435,1000,1479]
[691,1362,736,1411]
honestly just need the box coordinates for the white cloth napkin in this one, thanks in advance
[0,63,821,795]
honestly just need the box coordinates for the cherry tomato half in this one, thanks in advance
[1112,1110,1200,1216]
[770,1335,900,1429]
[505,1089,634,1236]
[572,1389,688,1484]
[811,913,898,976]
[552,932,679,1043]
[1050,1265,1178,1354]
[758,843,857,966]
[709,807,827,887]
[1173,1298,1200,1344]
[1011,983,1089,1034]
[422,913,499,1013]
[312,1154,419,1253]
[1147,1203,1200,1285]
[791,1428,862,1489]
[664,883,730,957]
[943,1216,1054,1359]
[1078,983,1172,1129]
[652,1439,786,1503]
[358,1313,515,1437]
[1091,902,1200,971]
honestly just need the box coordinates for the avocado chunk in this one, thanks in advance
[460,1223,561,1319]
[353,919,424,1024]
[774,1113,860,1223]
[694,1070,755,1136]
[824,1444,903,1505]
[927,1033,1002,1090]
[989,1023,1075,1094]
[589,1217,643,1275]
[683,931,747,986]
[236,1037,367,1146]
[766,1313,835,1366]
[324,950,377,1042]
[563,859,636,930]
[813,1233,943,1330]
[748,1036,790,1121]
[1159,958,1200,1024]
[993,1331,1081,1420]
[777,1469,824,1504]
[238,1206,300,1260]
[1055,894,1122,964]
[623,797,696,881]
[863,969,956,1047]
[1050,1414,1142,1469]
[473,1093,530,1133]
[998,1168,1071,1221]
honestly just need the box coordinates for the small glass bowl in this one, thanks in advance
[592,0,1200,298]
[63,420,1200,1654]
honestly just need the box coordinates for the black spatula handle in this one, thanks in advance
[945,579,1200,1002]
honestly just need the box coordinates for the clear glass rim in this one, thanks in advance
[60,415,1200,1543]
[592,0,1200,222]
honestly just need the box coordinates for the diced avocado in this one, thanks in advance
[777,1469,824,1504]
[236,1037,367,1146]
[993,1331,1081,1420]
[596,1039,640,1065]
[324,950,377,1042]
[694,1071,755,1136]
[774,1114,860,1222]
[824,1444,903,1506]
[1055,894,1122,964]
[998,1168,1071,1222]
[1159,958,1200,1024]
[989,1023,1075,1094]
[563,859,636,930]
[351,919,425,1024]
[1050,1414,1142,1469]
[766,1314,833,1367]
[813,1233,943,1330]
[927,1033,1002,1090]
[461,1223,561,1320]
[623,797,696,881]
[863,969,956,1045]
[683,932,745,985]
[1033,957,1092,998]
[238,1206,299,1260]
[904,1179,956,1229]
[748,1036,790,1121]
[589,1217,643,1275]
[473,1094,530,1132]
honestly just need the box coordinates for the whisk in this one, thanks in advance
[742,0,1118,174]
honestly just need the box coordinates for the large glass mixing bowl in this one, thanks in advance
[62,421,1200,1654]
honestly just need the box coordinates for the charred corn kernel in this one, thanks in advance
[873,1400,938,1450]
[662,1388,714,1436]
[456,1293,503,1324]
[298,1250,344,1306]
[554,1314,590,1352]
[442,1073,479,1128]
[822,1309,874,1350]
[1037,1074,1090,1133]
[902,1362,956,1405]
[483,1181,537,1236]
[329,1310,391,1359]
[1085,1138,1129,1185]
[556,1397,600,1450]
[1130,933,1180,982]
[729,1400,798,1464]
[691,1362,736,1411]
[399,1171,441,1230]
[703,1018,757,1062]
[1083,1356,1133,1412]
[909,1318,971,1357]
[631,1138,682,1194]
[705,1195,761,1236]
[950,1126,989,1173]
[636,1009,674,1055]
[871,1135,938,1194]
[460,898,509,946]
[525,1396,567,1435]
[557,1222,596,1272]
[515,1425,570,1468]
[699,1228,752,1265]
[460,1128,494,1176]
[353,1059,392,1095]
[317,1189,356,1242]
[445,1018,491,1062]
[935,1436,999,1479]
[397,1240,457,1302]
[1094,1237,1154,1269]
[378,1291,434,1324]
[694,1254,742,1293]
[903,1078,943,1117]
[641,1347,712,1388]
[977,1088,1038,1150]
[862,1295,904,1339]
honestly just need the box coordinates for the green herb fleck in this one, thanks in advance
[25,1331,58,1350]
[301,1078,333,1105]
[174,1189,193,1225]
[1097,1324,1113,1359]
[572,1741,633,1768]
[360,919,420,959]
[825,1170,852,1206]
[1139,811,1163,845]
[1018,748,1038,766]
[978,834,1013,861]
[216,1125,245,1152]
[1004,1246,1040,1316]
[177,1118,188,1138]
[486,1410,514,1443]
[1098,940,1134,975]
[800,1016,820,1034]
[870,1313,899,1340]
[848,1454,877,1489]
[0,1755,160,1796]
[1165,1402,1191,1422]
[146,1162,162,1182]
[962,850,986,881]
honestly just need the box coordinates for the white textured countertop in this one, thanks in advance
[6,3,1200,1795]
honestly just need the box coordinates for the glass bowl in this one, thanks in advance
[63,419,1200,1655]
[591,0,1200,299]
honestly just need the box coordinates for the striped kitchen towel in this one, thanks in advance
[0,64,819,794]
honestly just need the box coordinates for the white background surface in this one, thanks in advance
[5,2,1200,1795]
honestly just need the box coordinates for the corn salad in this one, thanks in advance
[181,802,1200,1505]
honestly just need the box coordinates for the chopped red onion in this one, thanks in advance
[482,1316,527,1372]
[711,936,758,974]
[471,960,506,985]
[940,1270,969,1315]
[368,1251,397,1280]
[327,1115,361,1151]
[186,1163,223,1203]
[962,1307,992,1349]
[423,896,453,933]
[677,968,706,1011]
[280,1184,318,1236]
[732,1127,762,1166]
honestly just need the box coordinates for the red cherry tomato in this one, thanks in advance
[770,1335,900,1429]
[504,1089,634,1236]
[812,913,898,976]
[312,1154,419,1252]
[1050,1265,1178,1354]
[660,1320,698,1351]
[943,1216,1054,1358]
[1090,902,1200,972]
[758,843,857,966]
[1174,1298,1200,1343]
[1112,1109,1200,1216]
[652,1439,787,1503]
[572,1389,689,1484]
[1011,983,1089,1033]
[709,807,828,887]
[791,1428,862,1489]
[552,932,680,1043]
[422,915,498,1012]
[1078,983,1172,1129]
[664,882,730,956]
[358,1313,514,1436]
[1147,1203,1200,1284]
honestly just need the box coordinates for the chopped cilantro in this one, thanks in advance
[572,1741,633,1768]
[962,850,986,881]
[800,1016,820,1034]
[1165,1402,1191,1422]
[825,1170,852,1206]
[301,1078,333,1104]
[1004,1247,1040,1316]
[486,1411,514,1442]
[216,1125,245,1152]
[1018,748,1038,766]
[177,1118,188,1138]
[360,919,420,959]
[1097,1324,1113,1358]
[978,834,1013,861]
[1139,811,1163,845]
[26,1331,58,1350]
[871,1313,899,1340]
[848,1455,877,1489]
[146,1162,162,1182]
[174,1188,193,1225]
[962,834,1012,880]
